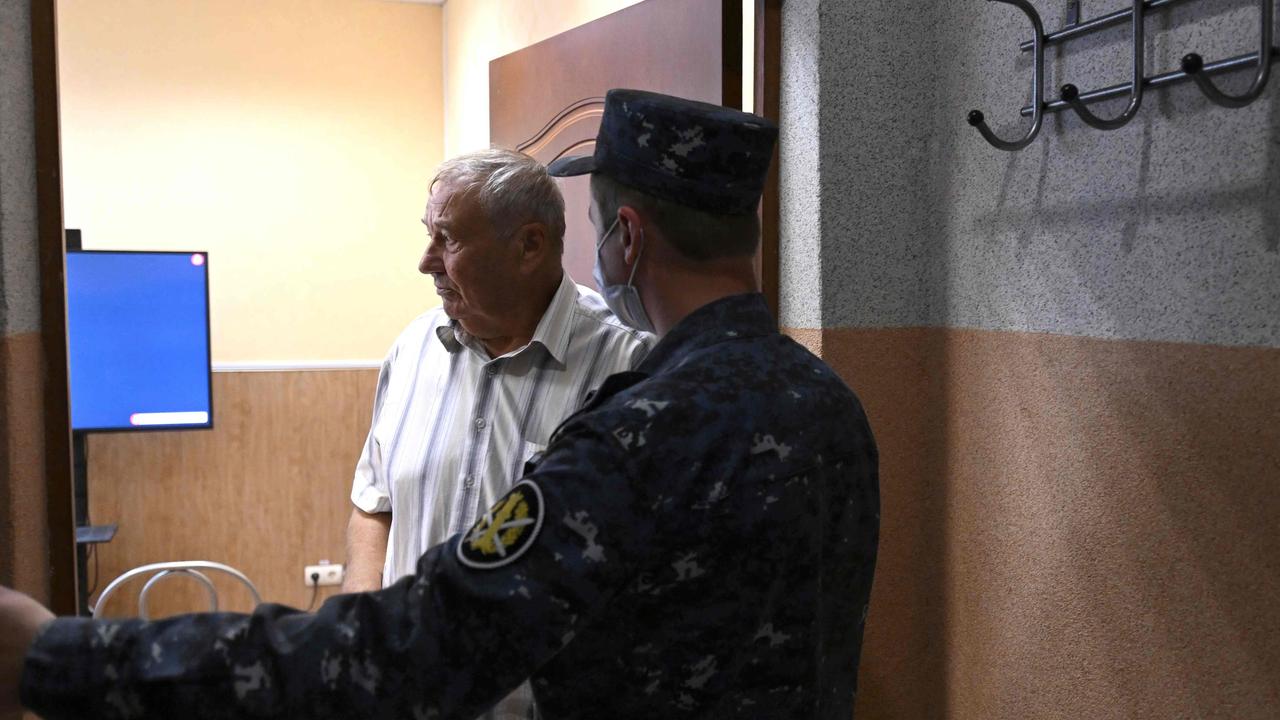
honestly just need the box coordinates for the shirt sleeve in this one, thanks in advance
[21,417,657,720]
[350,350,396,514]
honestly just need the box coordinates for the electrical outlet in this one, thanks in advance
[304,563,344,587]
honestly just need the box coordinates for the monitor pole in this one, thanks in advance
[72,431,117,616]
[73,431,89,615]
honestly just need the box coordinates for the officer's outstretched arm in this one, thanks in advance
[20,420,655,719]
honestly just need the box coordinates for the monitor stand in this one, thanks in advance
[73,431,117,616]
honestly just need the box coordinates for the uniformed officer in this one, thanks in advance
[1,89,880,719]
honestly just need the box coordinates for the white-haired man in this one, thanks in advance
[342,148,652,719]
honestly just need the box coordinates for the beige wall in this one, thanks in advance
[57,0,444,363]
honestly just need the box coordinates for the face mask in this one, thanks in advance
[593,215,655,334]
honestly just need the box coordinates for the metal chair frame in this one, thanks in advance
[91,561,262,619]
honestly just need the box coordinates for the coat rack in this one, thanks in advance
[969,0,1278,150]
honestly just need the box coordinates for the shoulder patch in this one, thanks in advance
[457,480,545,570]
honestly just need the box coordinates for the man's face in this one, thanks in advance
[420,182,523,337]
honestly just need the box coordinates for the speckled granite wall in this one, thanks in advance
[0,0,42,338]
[782,0,1280,348]
[780,2,1280,718]
[778,0,824,328]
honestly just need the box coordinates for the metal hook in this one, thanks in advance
[1061,0,1145,129]
[1066,0,1082,27]
[1180,0,1274,108]
[968,0,1046,151]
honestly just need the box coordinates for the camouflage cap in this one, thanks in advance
[547,88,778,216]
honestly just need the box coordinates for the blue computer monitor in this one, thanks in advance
[66,250,214,432]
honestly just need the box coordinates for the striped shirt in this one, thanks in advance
[351,272,653,585]
[351,273,650,719]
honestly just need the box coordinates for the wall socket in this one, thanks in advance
[304,562,344,587]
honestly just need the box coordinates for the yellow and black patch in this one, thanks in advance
[457,480,544,570]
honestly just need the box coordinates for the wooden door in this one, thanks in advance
[490,0,741,291]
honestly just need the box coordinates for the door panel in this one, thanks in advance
[490,0,738,288]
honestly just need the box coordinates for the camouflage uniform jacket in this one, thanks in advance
[22,292,880,720]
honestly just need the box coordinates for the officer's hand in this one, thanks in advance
[0,586,54,716]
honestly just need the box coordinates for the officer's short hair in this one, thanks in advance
[590,173,759,261]
[431,148,566,251]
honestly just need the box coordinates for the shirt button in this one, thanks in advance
[474,417,486,430]
[463,476,475,489]
[486,365,498,377]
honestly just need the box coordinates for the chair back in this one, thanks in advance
[91,561,262,619]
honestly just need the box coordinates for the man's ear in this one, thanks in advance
[515,223,550,271]
[617,206,644,265]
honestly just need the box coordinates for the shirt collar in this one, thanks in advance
[636,293,776,375]
[434,272,579,365]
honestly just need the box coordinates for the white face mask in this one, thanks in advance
[592,215,655,334]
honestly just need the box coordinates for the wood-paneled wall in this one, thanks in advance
[87,369,378,617]
[811,326,1280,719]
[0,334,54,599]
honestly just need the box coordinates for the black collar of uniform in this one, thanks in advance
[637,292,776,376]
[556,294,775,437]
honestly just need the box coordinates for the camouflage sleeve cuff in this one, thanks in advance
[21,617,135,719]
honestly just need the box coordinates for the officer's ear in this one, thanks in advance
[616,206,645,266]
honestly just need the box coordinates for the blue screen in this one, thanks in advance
[66,251,212,431]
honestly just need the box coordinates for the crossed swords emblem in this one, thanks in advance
[466,490,537,558]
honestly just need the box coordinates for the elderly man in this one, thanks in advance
[3,90,879,719]
[343,148,652,719]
